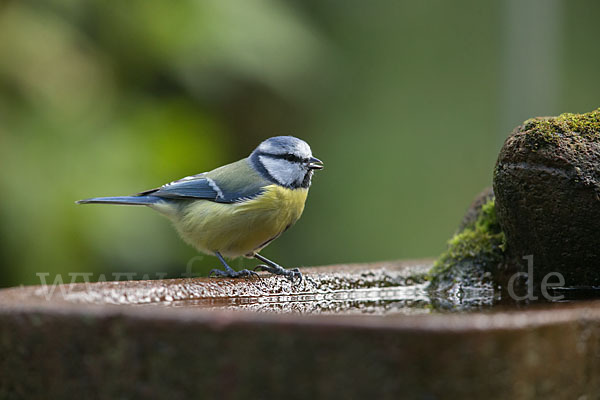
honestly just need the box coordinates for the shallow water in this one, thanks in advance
[156,282,599,315]
[166,283,434,315]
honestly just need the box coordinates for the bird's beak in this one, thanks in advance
[307,156,324,170]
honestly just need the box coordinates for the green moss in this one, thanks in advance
[428,199,506,290]
[522,108,600,148]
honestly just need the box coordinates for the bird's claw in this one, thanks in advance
[238,269,260,278]
[254,265,303,283]
[287,268,303,283]
[208,268,259,279]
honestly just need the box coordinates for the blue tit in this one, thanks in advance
[77,136,324,282]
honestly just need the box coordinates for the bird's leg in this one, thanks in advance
[209,252,259,278]
[253,253,302,282]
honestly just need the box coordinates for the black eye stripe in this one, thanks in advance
[282,154,304,162]
[257,151,306,163]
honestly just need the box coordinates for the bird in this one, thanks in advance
[76,136,323,282]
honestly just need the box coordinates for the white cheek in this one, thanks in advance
[259,156,303,186]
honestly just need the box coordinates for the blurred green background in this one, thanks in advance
[1,0,599,287]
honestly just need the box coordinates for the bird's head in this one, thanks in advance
[250,136,324,189]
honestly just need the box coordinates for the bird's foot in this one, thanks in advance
[208,267,258,279]
[254,264,302,283]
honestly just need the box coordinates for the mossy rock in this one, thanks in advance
[494,108,600,287]
[428,188,506,295]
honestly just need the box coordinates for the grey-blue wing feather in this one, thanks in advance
[148,178,220,201]
[139,160,268,203]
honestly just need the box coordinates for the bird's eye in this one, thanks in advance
[284,154,297,162]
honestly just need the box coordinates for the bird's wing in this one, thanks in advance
[137,159,268,204]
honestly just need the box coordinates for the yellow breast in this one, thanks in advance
[172,185,308,258]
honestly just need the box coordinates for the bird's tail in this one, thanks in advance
[76,195,161,206]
